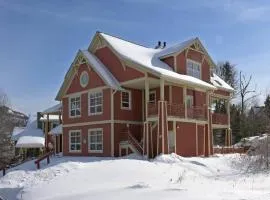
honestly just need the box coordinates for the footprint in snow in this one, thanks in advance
[126,183,150,189]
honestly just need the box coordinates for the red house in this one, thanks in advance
[55,32,233,158]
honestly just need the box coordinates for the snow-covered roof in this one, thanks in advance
[12,127,26,139]
[42,103,62,114]
[40,114,61,122]
[49,124,62,135]
[16,136,45,148]
[155,38,196,58]
[210,73,234,92]
[12,120,44,141]
[100,33,215,90]
[80,50,121,90]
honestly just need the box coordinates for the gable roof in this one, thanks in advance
[93,32,216,90]
[55,50,122,101]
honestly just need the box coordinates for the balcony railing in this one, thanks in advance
[147,102,207,120]
[212,113,229,125]
[187,106,207,120]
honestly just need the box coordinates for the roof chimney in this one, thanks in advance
[155,41,161,49]
[162,42,166,49]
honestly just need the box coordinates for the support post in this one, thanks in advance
[145,79,149,119]
[183,87,187,118]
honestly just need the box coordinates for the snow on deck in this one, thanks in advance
[49,124,62,135]
[1,154,270,200]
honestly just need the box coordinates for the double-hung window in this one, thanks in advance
[88,129,103,152]
[121,90,131,110]
[69,96,81,117]
[89,91,103,115]
[187,60,201,79]
[69,130,81,152]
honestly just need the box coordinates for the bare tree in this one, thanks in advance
[0,91,15,175]
[239,71,258,114]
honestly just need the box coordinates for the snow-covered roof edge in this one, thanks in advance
[210,73,234,92]
[42,103,62,114]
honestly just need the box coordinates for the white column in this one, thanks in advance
[183,87,187,118]
[160,79,164,101]
[145,79,149,119]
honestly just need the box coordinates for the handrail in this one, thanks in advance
[127,132,143,153]
[34,151,53,169]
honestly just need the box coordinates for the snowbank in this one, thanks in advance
[1,154,269,200]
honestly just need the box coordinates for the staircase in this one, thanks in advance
[119,127,143,156]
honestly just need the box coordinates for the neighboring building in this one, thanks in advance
[55,32,234,158]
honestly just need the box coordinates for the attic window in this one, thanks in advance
[80,71,89,88]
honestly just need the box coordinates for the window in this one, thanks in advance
[88,129,103,152]
[89,91,103,115]
[186,95,194,108]
[69,96,81,117]
[149,91,156,104]
[121,90,131,110]
[187,60,201,79]
[69,130,81,152]
[80,71,89,88]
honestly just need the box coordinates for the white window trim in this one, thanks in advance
[88,90,103,116]
[69,95,81,118]
[88,128,103,153]
[149,90,156,104]
[69,130,82,153]
[121,90,132,110]
[80,71,89,88]
[186,59,202,79]
[186,95,194,108]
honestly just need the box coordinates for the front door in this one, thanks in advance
[168,131,175,153]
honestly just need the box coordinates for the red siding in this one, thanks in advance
[171,86,183,104]
[62,88,111,125]
[95,47,144,82]
[63,123,111,156]
[66,63,105,95]
[176,122,197,156]
[187,89,206,106]
[214,90,230,96]
[197,125,205,155]
[175,49,210,83]
[162,56,174,70]
[114,89,143,121]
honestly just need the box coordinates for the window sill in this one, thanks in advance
[88,150,103,153]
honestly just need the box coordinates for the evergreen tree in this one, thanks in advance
[264,95,270,118]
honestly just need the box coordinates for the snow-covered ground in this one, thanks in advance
[0,154,270,200]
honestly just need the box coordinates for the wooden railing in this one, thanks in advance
[187,106,207,120]
[212,113,229,125]
[167,103,185,118]
[148,102,207,120]
[213,146,246,154]
[35,151,54,169]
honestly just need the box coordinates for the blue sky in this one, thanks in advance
[1,0,270,114]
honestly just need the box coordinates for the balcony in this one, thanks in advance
[148,102,207,120]
[212,113,228,125]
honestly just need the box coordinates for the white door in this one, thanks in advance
[168,131,175,153]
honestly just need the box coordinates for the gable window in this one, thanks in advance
[149,91,156,104]
[187,60,201,79]
[186,95,194,108]
[69,96,81,117]
[89,91,103,115]
[121,90,131,110]
[88,129,103,152]
[69,130,81,152]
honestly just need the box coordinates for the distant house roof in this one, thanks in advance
[16,136,45,148]
[42,103,62,115]
[12,118,44,148]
